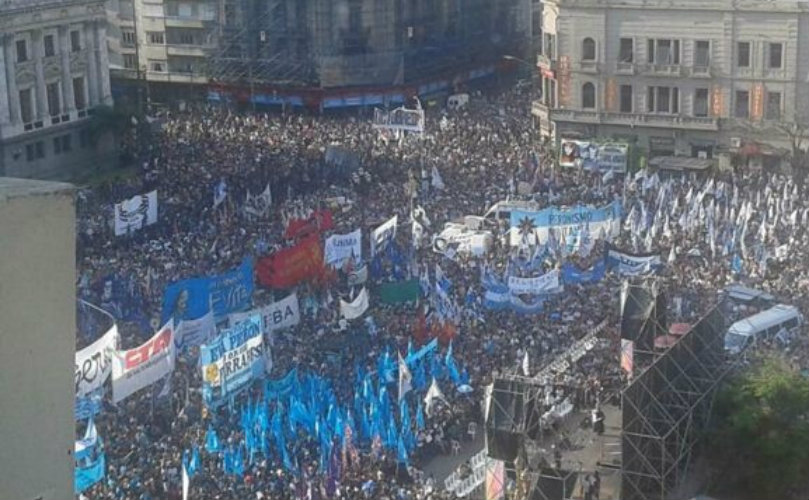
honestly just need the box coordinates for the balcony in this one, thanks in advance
[643,63,683,76]
[532,100,550,119]
[163,16,207,29]
[578,60,599,73]
[549,108,719,131]
[615,61,636,75]
[690,65,712,78]
[166,44,211,58]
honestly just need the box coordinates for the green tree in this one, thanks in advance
[709,355,809,499]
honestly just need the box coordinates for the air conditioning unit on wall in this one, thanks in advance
[730,137,742,148]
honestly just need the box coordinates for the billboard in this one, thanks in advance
[559,139,628,172]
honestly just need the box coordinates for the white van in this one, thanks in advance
[724,304,803,355]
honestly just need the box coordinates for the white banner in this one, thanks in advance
[324,229,362,266]
[347,264,368,286]
[340,287,369,320]
[114,190,158,236]
[111,322,175,403]
[229,293,301,333]
[206,334,265,389]
[371,215,398,256]
[607,250,662,275]
[75,324,119,397]
[508,269,560,295]
[176,311,215,349]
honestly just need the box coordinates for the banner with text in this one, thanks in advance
[510,201,621,246]
[75,324,119,397]
[607,249,662,276]
[200,315,264,406]
[507,269,560,295]
[324,228,362,267]
[111,322,175,403]
[229,293,300,334]
[371,215,398,256]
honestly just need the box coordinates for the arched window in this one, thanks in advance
[582,37,596,61]
[582,82,596,109]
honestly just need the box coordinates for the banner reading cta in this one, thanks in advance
[111,322,176,404]
[114,190,158,236]
[75,324,119,397]
[257,235,324,289]
[200,315,265,406]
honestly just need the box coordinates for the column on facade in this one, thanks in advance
[3,35,20,123]
[0,36,11,125]
[32,29,48,120]
[84,21,99,107]
[96,20,112,105]
[59,26,76,113]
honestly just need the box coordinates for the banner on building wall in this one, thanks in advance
[711,86,724,117]
[559,140,628,172]
[751,83,764,121]
[557,55,571,107]
[111,322,176,404]
[114,190,158,236]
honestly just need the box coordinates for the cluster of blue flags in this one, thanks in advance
[195,343,468,482]
[74,419,105,494]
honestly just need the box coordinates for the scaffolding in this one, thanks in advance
[206,0,533,90]
[620,300,732,500]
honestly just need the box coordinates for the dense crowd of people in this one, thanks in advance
[74,85,809,500]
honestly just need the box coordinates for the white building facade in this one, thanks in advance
[0,0,114,179]
[533,0,809,169]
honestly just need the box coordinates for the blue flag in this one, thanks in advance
[205,424,220,453]
[397,435,409,465]
[416,402,425,431]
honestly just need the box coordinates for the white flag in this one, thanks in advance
[431,165,445,190]
[424,377,448,416]
[182,463,190,500]
[398,353,412,401]
[340,287,369,320]
[521,351,529,376]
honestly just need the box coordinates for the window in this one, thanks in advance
[62,134,72,152]
[53,137,62,154]
[79,128,91,148]
[35,141,45,159]
[766,91,781,120]
[619,38,633,63]
[44,34,56,57]
[735,90,750,118]
[619,85,633,112]
[123,54,137,69]
[150,61,164,72]
[73,77,86,110]
[543,33,556,59]
[768,43,783,69]
[122,31,136,46]
[582,82,596,109]
[694,40,710,67]
[180,33,194,45]
[694,88,709,117]
[148,32,165,45]
[19,88,33,123]
[26,144,35,162]
[647,39,680,65]
[646,86,679,113]
[582,37,596,61]
[46,82,61,117]
[16,39,28,62]
[737,42,750,67]
[70,30,81,52]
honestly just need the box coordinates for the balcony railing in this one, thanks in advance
[549,108,719,131]
[643,63,683,76]
[616,61,635,74]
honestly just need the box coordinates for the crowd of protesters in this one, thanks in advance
[74,85,809,500]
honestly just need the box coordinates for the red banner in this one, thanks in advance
[283,210,334,239]
[257,235,324,288]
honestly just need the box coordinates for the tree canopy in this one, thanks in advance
[708,355,809,499]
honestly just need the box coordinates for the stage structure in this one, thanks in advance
[620,299,732,500]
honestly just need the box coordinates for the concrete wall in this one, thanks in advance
[0,177,75,500]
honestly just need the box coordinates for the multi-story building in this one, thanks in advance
[108,0,534,104]
[106,0,218,103]
[533,0,809,169]
[0,0,114,179]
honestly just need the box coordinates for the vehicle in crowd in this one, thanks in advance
[724,304,804,355]
[722,284,776,308]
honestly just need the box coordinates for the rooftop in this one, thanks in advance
[0,177,74,202]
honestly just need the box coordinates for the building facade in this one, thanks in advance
[533,0,809,169]
[108,0,534,103]
[0,0,114,179]
[0,177,76,500]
